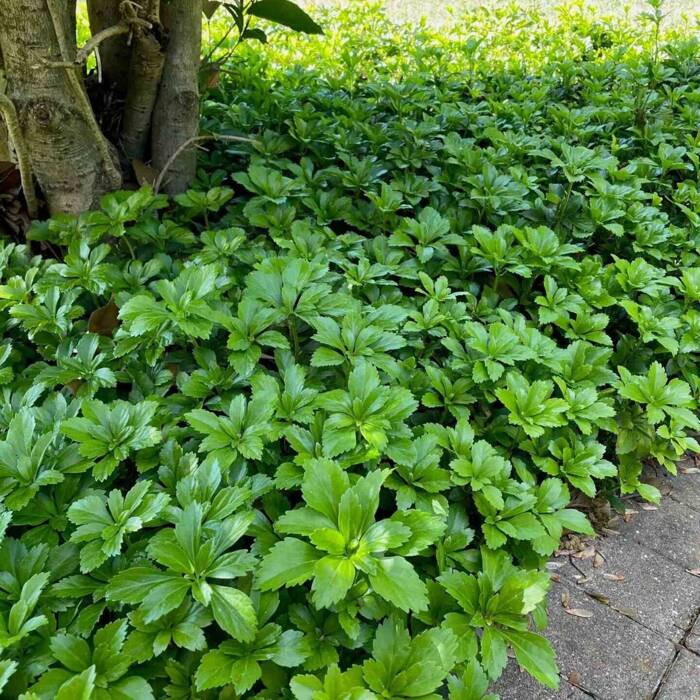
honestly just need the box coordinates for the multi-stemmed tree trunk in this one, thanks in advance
[0,0,321,218]
[0,0,202,215]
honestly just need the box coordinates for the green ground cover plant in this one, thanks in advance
[1,0,700,696]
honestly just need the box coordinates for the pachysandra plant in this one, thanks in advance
[0,0,698,697]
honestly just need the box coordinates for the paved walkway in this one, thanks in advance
[493,459,700,700]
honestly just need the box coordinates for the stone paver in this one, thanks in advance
[496,471,700,700]
[672,474,700,512]
[556,538,700,642]
[656,650,700,700]
[686,616,700,655]
[647,463,700,513]
[491,662,590,699]
[613,497,700,571]
[543,581,675,699]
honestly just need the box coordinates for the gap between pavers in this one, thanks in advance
[610,497,700,572]
[687,616,700,655]
[537,581,673,699]
[647,459,700,514]
[493,471,700,700]
[490,663,591,700]
[553,536,700,643]
[655,649,700,700]
[492,579,678,699]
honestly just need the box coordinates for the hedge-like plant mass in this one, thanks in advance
[2,2,700,697]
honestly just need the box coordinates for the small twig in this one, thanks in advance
[203,24,235,65]
[119,0,144,16]
[0,95,39,218]
[95,45,103,83]
[154,133,258,194]
[568,556,589,581]
[41,20,151,69]
[78,23,133,63]
[203,0,254,66]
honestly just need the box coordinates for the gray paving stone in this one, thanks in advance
[490,661,590,699]
[612,498,700,571]
[496,472,700,699]
[656,650,700,700]
[555,538,700,642]
[669,471,700,512]
[543,581,675,699]
[687,616,700,655]
[645,463,700,513]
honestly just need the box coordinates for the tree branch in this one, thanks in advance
[147,0,161,24]
[151,0,203,194]
[121,30,165,161]
[0,95,38,217]
[80,22,133,62]
[42,19,152,69]
[86,0,132,93]
[154,133,257,194]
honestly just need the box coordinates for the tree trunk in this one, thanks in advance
[0,0,121,215]
[0,0,205,216]
[0,120,9,163]
[121,31,166,161]
[86,0,131,96]
[151,0,202,194]
[0,48,10,163]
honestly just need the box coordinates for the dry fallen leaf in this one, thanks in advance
[132,159,159,188]
[205,65,221,89]
[572,545,596,560]
[686,568,700,578]
[603,573,625,582]
[567,671,582,686]
[640,503,658,511]
[88,298,120,337]
[565,608,594,618]
[546,561,565,570]
[561,590,571,608]
[610,605,638,618]
[681,467,699,474]
[593,552,605,568]
[589,592,609,604]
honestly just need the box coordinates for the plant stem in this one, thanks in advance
[288,316,300,359]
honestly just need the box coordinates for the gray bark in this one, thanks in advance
[151,0,202,194]
[121,31,165,161]
[0,0,121,214]
[0,121,9,163]
[0,49,9,163]
[86,0,131,95]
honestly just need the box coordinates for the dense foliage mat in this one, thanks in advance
[2,1,700,697]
